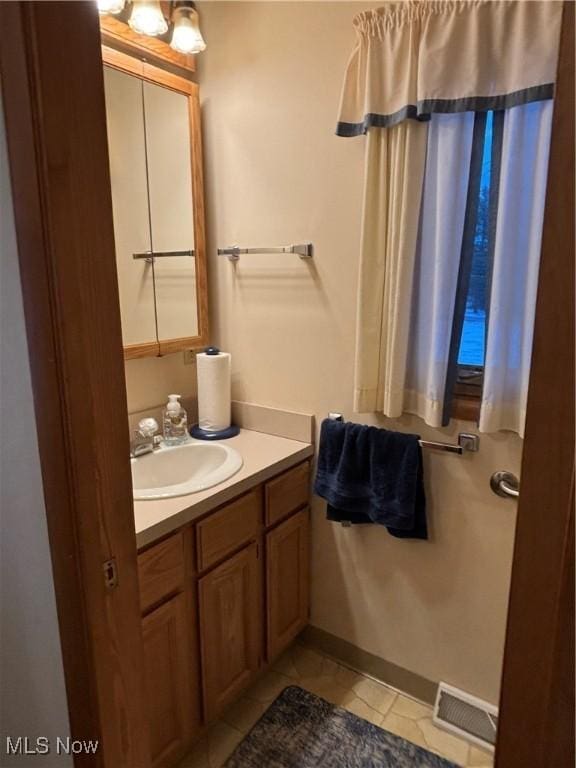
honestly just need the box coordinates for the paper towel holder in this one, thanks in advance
[192,346,240,440]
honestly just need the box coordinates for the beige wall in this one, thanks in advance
[125,353,197,413]
[197,1,521,704]
[1,93,72,764]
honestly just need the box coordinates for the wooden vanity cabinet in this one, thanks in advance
[266,508,310,660]
[142,594,196,768]
[138,529,201,768]
[138,531,186,613]
[265,461,310,527]
[137,459,311,767]
[199,542,263,721]
[196,488,261,572]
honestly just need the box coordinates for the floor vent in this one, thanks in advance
[433,682,498,752]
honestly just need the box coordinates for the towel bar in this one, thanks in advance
[218,243,313,261]
[133,249,195,262]
[327,413,479,454]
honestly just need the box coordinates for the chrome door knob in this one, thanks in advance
[490,471,520,499]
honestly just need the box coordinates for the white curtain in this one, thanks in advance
[353,120,428,415]
[345,2,558,436]
[479,100,553,437]
[404,113,476,427]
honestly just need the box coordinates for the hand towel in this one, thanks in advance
[314,419,427,539]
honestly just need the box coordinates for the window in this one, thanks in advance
[458,111,493,369]
[453,111,499,415]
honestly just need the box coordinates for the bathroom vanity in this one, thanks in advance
[134,432,313,768]
[101,39,315,764]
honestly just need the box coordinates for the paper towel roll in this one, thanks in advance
[196,351,232,432]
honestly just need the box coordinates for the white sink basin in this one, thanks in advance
[132,440,243,500]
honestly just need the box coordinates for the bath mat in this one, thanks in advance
[224,685,459,767]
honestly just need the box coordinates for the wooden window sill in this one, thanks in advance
[452,395,481,422]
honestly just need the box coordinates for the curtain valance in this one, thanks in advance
[337,0,562,136]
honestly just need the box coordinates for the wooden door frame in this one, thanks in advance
[0,2,573,767]
[0,3,151,766]
[495,3,575,766]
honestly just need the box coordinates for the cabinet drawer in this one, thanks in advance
[265,461,310,527]
[196,489,262,571]
[138,532,186,613]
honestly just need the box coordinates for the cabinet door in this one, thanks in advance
[266,509,310,661]
[199,543,262,722]
[142,594,196,768]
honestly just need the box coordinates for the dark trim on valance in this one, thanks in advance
[420,83,555,116]
[336,83,555,137]
[336,107,430,136]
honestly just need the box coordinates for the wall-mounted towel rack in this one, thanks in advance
[218,243,313,261]
[133,249,195,263]
[327,413,479,455]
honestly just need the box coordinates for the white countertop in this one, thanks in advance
[134,429,314,549]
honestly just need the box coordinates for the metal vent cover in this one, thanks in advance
[433,683,498,752]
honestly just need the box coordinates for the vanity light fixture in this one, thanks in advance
[97,0,126,13]
[98,0,206,56]
[170,1,206,54]
[128,0,168,36]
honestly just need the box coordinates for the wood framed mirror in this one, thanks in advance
[102,46,208,359]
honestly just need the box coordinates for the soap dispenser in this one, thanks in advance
[163,394,188,445]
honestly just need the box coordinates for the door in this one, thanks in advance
[0,4,152,766]
[266,509,310,660]
[199,543,262,722]
[142,594,194,768]
[495,3,575,766]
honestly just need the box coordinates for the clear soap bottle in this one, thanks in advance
[163,394,188,445]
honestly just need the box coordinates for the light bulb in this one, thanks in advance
[170,4,206,54]
[97,0,125,14]
[129,0,168,36]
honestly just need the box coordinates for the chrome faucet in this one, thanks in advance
[130,418,162,458]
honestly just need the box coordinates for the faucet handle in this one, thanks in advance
[138,417,159,437]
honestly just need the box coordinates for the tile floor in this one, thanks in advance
[178,643,494,768]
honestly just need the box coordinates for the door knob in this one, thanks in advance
[490,471,520,499]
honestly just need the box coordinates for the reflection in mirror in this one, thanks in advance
[102,50,207,358]
[143,80,198,342]
[104,66,157,350]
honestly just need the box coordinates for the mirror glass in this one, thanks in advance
[143,80,197,342]
[103,63,200,355]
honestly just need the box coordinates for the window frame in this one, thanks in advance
[449,110,504,424]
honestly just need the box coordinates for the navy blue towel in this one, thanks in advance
[314,419,427,539]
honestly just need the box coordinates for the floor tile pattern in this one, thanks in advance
[178,644,494,768]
